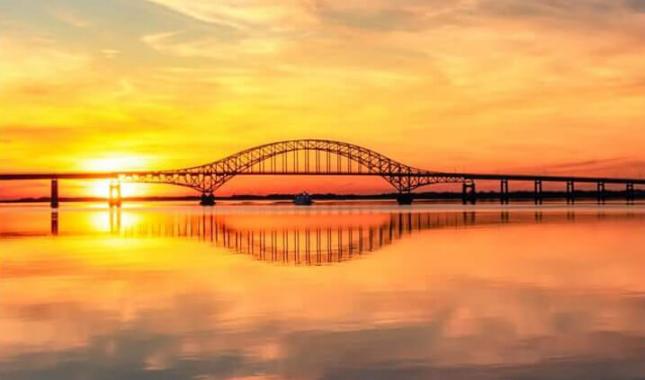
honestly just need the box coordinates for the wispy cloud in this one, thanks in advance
[626,0,645,12]
[145,0,312,31]
[49,7,91,28]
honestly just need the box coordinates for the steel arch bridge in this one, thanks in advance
[120,139,465,196]
[3,138,643,207]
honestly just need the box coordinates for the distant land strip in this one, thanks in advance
[1,190,644,203]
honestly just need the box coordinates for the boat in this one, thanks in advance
[293,192,313,206]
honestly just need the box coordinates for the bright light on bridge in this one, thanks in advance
[80,154,150,198]
[85,180,141,199]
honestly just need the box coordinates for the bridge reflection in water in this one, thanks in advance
[76,207,641,265]
[116,211,435,265]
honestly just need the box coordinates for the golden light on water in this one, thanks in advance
[87,209,141,232]
[1,206,645,378]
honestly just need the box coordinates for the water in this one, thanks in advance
[1,202,644,379]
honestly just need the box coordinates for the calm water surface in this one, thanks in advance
[1,202,644,379]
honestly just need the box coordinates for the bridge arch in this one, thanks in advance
[122,139,464,194]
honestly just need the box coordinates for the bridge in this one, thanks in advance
[1,139,643,207]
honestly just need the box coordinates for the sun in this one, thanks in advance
[80,155,148,172]
[80,154,150,198]
[85,180,144,198]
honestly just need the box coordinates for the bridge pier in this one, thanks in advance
[500,179,509,204]
[108,180,122,207]
[566,180,575,204]
[200,192,216,206]
[396,192,413,205]
[534,180,543,205]
[462,180,476,205]
[597,181,606,204]
[50,179,59,208]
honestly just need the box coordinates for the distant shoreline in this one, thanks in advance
[1,190,643,203]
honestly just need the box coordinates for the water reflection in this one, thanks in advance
[50,210,58,236]
[1,204,644,379]
[35,206,645,265]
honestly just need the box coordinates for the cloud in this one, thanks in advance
[100,49,120,59]
[142,31,235,60]
[477,0,613,19]
[310,0,492,32]
[144,0,645,34]
[0,37,91,88]
[536,157,628,170]
[625,0,645,12]
[49,7,91,28]
[144,0,312,31]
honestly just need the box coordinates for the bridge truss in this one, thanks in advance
[119,139,465,195]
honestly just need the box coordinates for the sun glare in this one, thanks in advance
[80,155,148,172]
[80,155,150,198]
[85,180,143,198]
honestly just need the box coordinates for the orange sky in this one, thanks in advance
[1,1,645,198]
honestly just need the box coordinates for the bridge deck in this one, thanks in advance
[1,171,644,185]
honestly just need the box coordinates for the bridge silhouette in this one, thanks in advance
[1,139,643,207]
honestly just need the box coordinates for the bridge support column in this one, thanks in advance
[534,180,543,205]
[50,179,59,208]
[566,180,575,204]
[200,192,216,206]
[396,192,413,205]
[597,181,606,204]
[500,179,509,204]
[462,180,476,205]
[108,180,122,207]
[626,183,635,204]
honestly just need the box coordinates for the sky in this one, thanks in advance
[1,0,645,198]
